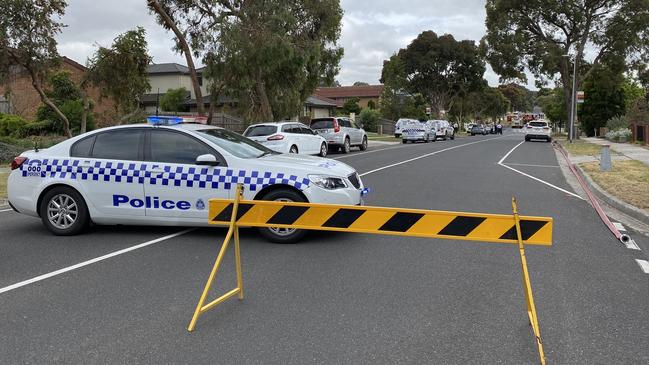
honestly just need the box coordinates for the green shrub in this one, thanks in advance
[0,114,28,137]
[606,115,629,131]
[17,120,55,137]
[358,108,381,132]
[36,100,95,135]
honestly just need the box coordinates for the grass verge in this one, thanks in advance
[580,160,649,209]
[557,138,615,156]
[0,172,7,200]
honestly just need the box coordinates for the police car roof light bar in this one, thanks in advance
[147,116,208,126]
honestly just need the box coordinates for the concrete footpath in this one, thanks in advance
[583,137,649,166]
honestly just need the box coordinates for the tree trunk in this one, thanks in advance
[28,68,72,138]
[80,89,90,134]
[148,0,205,116]
[255,71,273,121]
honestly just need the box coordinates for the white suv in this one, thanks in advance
[524,120,552,142]
[243,121,328,157]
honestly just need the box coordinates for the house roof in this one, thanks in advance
[304,95,337,108]
[147,63,190,75]
[314,85,385,99]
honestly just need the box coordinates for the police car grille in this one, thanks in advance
[348,173,360,189]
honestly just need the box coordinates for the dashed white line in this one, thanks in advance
[497,141,585,200]
[613,222,626,231]
[636,259,649,274]
[359,136,504,177]
[0,228,195,295]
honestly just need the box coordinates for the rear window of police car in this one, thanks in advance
[245,125,277,137]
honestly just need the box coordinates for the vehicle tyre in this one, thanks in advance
[39,186,90,236]
[471,133,475,136]
[425,134,430,143]
[443,135,447,141]
[342,137,351,154]
[318,142,328,157]
[525,136,530,142]
[289,145,298,154]
[450,133,455,140]
[547,137,552,143]
[402,139,407,144]
[257,189,308,244]
[359,136,368,151]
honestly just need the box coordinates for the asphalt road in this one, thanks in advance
[1,130,648,364]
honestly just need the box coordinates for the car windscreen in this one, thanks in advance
[310,119,334,129]
[244,125,277,137]
[529,122,547,127]
[196,128,276,159]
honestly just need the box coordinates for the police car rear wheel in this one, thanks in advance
[258,189,307,243]
[40,187,89,235]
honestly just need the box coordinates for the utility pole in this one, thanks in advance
[569,58,577,143]
[155,88,160,116]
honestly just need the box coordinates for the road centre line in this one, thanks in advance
[359,136,504,177]
[497,141,585,200]
[0,228,195,295]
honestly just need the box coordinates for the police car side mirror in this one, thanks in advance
[196,154,220,166]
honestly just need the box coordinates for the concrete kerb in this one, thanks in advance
[573,164,649,225]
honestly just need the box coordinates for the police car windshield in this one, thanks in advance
[197,129,276,158]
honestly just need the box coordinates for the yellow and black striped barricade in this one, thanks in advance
[189,185,552,364]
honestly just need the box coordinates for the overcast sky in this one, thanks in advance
[56,0,532,88]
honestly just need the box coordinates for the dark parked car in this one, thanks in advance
[470,124,487,136]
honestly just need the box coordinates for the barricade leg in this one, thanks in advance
[187,184,245,332]
[512,198,546,365]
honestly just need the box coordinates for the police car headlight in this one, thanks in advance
[308,174,347,189]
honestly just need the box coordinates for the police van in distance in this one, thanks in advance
[7,116,366,243]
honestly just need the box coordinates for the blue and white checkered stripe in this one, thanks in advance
[22,158,310,192]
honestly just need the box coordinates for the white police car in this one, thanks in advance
[7,116,366,243]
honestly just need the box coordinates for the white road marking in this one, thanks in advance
[613,222,626,231]
[0,208,13,212]
[625,239,641,250]
[331,144,409,160]
[504,163,559,168]
[0,228,195,295]
[497,141,585,200]
[359,136,504,177]
[636,259,649,274]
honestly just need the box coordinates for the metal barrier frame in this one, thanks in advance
[188,184,547,364]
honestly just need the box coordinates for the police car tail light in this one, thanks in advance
[11,156,27,170]
[267,134,284,141]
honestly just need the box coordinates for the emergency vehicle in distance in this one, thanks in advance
[7,116,367,243]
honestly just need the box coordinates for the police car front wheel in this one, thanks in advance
[257,189,307,244]
[39,186,90,235]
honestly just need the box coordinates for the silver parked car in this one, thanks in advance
[310,117,368,154]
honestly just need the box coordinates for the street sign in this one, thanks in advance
[425,107,431,115]
[577,91,585,104]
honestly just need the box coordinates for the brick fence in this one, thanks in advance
[630,122,648,145]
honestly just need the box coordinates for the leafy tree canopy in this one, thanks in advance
[580,64,626,136]
[36,71,95,134]
[197,0,344,122]
[0,0,73,137]
[383,31,486,117]
[86,27,151,121]
[483,0,649,125]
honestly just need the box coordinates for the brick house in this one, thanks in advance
[0,57,115,127]
[313,85,384,110]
